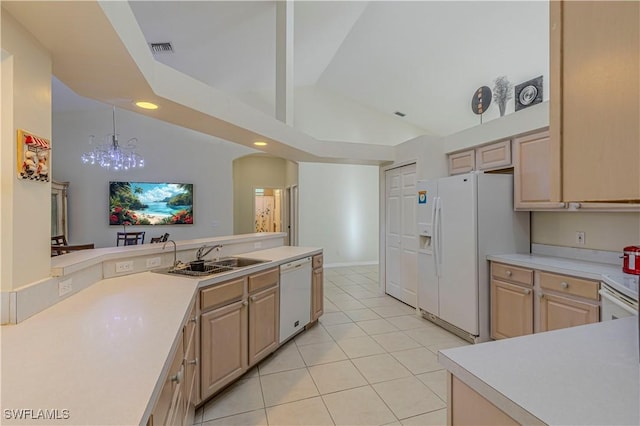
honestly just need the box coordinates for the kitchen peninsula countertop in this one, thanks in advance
[438,317,639,425]
[1,245,321,425]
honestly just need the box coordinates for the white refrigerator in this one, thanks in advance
[417,172,529,342]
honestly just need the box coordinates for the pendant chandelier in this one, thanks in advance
[81,106,145,171]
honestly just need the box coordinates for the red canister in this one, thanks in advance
[622,246,640,275]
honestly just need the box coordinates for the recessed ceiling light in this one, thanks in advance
[135,101,158,110]
[254,141,267,147]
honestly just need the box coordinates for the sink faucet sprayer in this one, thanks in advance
[163,239,180,268]
[196,244,223,261]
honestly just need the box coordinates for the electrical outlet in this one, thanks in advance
[576,231,586,245]
[58,279,73,297]
[115,260,134,273]
[146,257,162,268]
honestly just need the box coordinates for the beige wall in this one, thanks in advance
[299,162,379,265]
[233,155,296,235]
[532,211,640,252]
[1,9,52,291]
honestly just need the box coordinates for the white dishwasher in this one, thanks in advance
[279,256,312,343]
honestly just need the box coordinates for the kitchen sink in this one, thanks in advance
[211,257,266,268]
[152,257,267,278]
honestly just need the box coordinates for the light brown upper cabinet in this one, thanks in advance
[551,1,640,202]
[513,130,565,210]
[448,139,512,176]
[448,150,475,175]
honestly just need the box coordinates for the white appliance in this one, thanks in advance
[417,172,530,342]
[599,273,639,321]
[279,256,312,343]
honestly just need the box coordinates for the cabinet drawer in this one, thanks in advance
[248,267,279,293]
[201,278,245,312]
[476,140,511,170]
[491,263,533,286]
[539,272,599,300]
[312,254,323,269]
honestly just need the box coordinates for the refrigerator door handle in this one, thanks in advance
[433,196,442,277]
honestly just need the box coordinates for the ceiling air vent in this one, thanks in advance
[149,42,174,54]
[394,111,406,117]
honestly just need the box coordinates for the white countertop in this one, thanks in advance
[487,253,622,280]
[1,245,321,425]
[1,272,198,425]
[236,246,322,263]
[439,317,640,425]
[488,253,639,300]
[50,232,287,277]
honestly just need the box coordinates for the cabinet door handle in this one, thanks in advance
[188,358,198,366]
[523,289,531,295]
[538,292,544,299]
[189,316,197,323]
[506,270,512,277]
[561,281,569,289]
[170,370,183,384]
[243,300,248,306]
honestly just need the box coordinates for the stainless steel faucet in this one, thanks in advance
[196,244,223,261]
[163,239,180,268]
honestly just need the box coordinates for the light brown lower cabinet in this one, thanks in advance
[150,300,197,426]
[538,292,599,332]
[311,254,324,322]
[248,282,279,366]
[490,279,533,339]
[200,267,280,402]
[448,374,518,426]
[200,299,248,400]
[490,262,599,340]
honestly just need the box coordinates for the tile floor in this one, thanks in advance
[194,265,470,426]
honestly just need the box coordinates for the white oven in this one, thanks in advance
[599,273,638,321]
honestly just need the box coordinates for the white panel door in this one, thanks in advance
[400,167,418,306]
[385,169,402,300]
[437,174,479,334]
[385,163,417,307]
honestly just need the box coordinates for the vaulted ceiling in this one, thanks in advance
[126,0,549,138]
[6,1,549,161]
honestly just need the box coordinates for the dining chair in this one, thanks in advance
[51,235,68,246]
[51,243,95,256]
[116,231,145,246]
[150,233,169,244]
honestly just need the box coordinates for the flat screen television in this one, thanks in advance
[109,181,193,225]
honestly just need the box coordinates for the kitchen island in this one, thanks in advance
[1,243,322,425]
[438,317,639,425]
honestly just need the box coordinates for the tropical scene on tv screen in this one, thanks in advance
[109,182,193,225]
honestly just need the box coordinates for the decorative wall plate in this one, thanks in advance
[515,76,543,111]
[471,86,492,115]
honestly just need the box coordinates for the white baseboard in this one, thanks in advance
[325,261,379,269]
